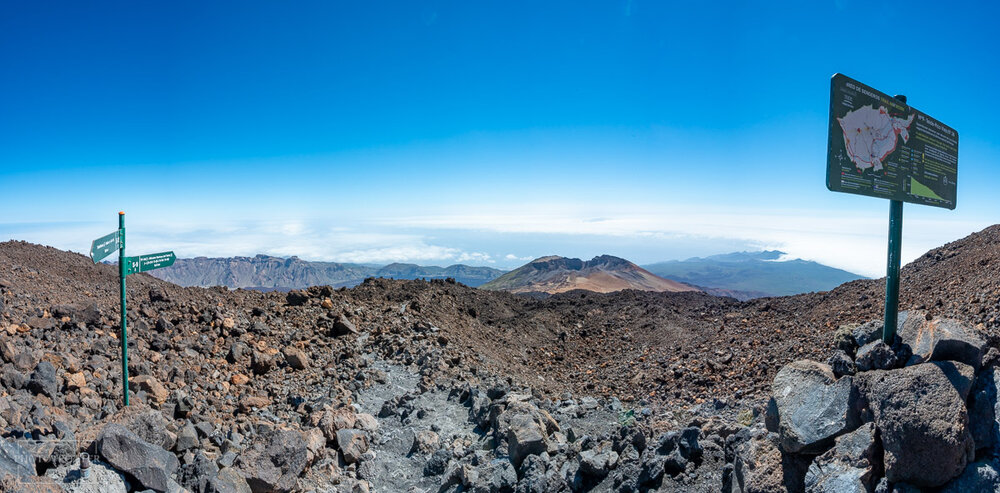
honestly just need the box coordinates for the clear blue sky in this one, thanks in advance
[2,1,998,276]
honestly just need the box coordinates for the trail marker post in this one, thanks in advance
[89,212,176,406]
[826,74,958,343]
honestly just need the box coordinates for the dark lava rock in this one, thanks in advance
[96,423,180,492]
[331,315,358,337]
[939,459,1000,492]
[970,366,1000,451]
[27,360,58,398]
[828,350,857,377]
[285,290,309,306]
[0,438,36,479]
[804,423,881,493]
[770,360,858,453]
[855,340,898,371]
[858,361,975,487]
[237,429,308,493]
[424,449,451,476]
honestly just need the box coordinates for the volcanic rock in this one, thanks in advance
[858,361,975,487]
[770,360,858,453]
[804,423,881,493]
[95,423,180,492]
[897,311,987,369]
[336,429,370,464]
[237,429,308,493]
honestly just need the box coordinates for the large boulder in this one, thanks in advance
[0,439,35,479]
[770,360,859,453]
[27,361,58,398]
[507,413,546,468]
[859,362,975,487]
[336,429,369,465]
[897,311,987,369]
[95,423,180,492]
[804,423,881,493]
[237,429,308,493]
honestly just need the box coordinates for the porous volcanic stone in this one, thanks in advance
[336,429,369,464]
[0,438,36,479]
[507,413,546,469]
[770,360,859,453]
[237,429,308,493]
[897,310,986,369]
[859,361,975,487]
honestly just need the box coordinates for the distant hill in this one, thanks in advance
[480,255,698,294]
[642,250,865,300]
[149,254,505,289]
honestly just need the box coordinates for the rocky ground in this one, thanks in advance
[0,224,997,491]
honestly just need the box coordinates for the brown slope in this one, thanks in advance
[482,254,698,294]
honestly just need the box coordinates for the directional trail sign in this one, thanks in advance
[90,230,120,263]
[124,252,176,275]
[825,74,958,345]
[827,73,958,209]
[88,212,175,406]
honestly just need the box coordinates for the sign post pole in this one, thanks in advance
[882,93,908,344]
[883,199,903,343]
[118,211,129,407]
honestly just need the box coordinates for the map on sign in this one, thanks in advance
[827,74,958,209]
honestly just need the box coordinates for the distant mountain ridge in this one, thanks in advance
[480,255,698,294]
[149,254,505,289]
[642,250,865,300]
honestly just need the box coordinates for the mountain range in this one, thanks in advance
[642,250,866,300]
[480,255,697,294]
[149,254,506,289]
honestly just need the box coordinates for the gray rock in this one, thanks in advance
[804,423,881,493]
[471,458,517,493]
[0,438,35,479]
[855,340,898,371]
[579,449,618,479]
[336,429,369,464]
[44,456,128,493]
[734,430,806,493]
[853,320,884,348]
[770,360,859,453]
[236,429,307,493]
[424,449,450,476]
[126,411,173,451]
[208,467,252,493]
[858,362,975,487]
[27,360,58,398]
[828,350,857,377]
[175,422,198,452]
[969,366,1000,451]
[939,459,1000,492]
[897,311,987,369]
[96,423,179,492]
[507,413,546,468]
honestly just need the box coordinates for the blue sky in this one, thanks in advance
[2,1,998,277]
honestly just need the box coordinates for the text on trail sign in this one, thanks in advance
[124,252,176,275]
[826,73,958,209]
[90,230,120,263]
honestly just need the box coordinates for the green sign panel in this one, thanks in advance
[90,230,120,263]
[827,73,958,209]
[124,251,176,275]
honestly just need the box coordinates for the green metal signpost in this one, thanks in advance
[90,212,175,406]
[826,74,958,343]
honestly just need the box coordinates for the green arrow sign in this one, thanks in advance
[124,251,176,275]
[90,230,121,263]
